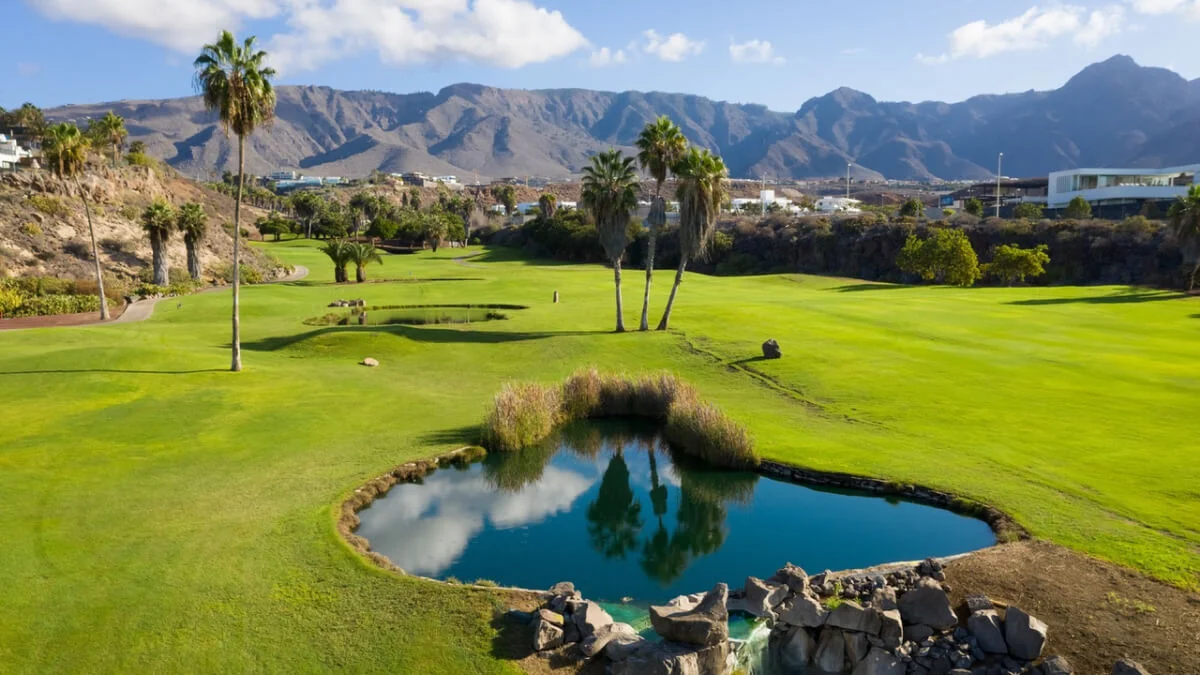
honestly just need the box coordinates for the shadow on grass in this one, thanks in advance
[0,368,226,376]
[731,356,771,366]
[1008,291,1187,306]
[419,425,482,447]
[463,246,579,267]
[490,611,604,674]
[289,277,485,288]
[241,324,599,352]
[832,283,911,292]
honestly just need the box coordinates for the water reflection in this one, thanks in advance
[354,421,996,603]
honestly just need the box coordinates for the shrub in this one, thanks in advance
[63,240,90,259]
[99,237,130,254]
[8,294,100,317]
[212,263,264,285]
[483,369,757,469]
[28,195,67,217]
[983,244,1051,285]
[0,287,22,316]
[126,152,154,169]
[896,228,980,286]
[21,222,42,237]
[482,383,562,452]
[119,204,141,221]
[1012,202,1044,219]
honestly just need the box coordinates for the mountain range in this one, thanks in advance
[45,55,1200,182]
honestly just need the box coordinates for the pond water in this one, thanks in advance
[355,422,995,606]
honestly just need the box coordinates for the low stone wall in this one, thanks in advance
[757,460,1027,543]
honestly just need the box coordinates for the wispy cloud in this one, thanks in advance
[1129,0,1200,19]
[729,39,785,64]
[588,47,629,68]
[917,4,1125,64]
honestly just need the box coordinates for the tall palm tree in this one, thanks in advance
[657,147,727,331]
[581,149,639,333]
[194,30,277,372]
[142,200,175,286]
[94,112,127,167]
[43,122,109,320]
[177,202,208,281]
[635,116,687,331]
[321,240,353,283]
[1168,185,1200,291]
[347,242,382,283]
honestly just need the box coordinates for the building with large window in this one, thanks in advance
[1046,165,1196,216]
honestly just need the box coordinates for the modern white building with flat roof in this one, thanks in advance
[0,134,30,170]
[1046,164,1196,209]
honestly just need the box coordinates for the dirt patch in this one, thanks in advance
[0,301,127,330]
[944,540,1200,674]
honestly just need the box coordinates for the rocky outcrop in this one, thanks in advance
[1004,607,1048,661]
[650,583,729,646]
[897,581,957,630]
[1113,659,1151,675]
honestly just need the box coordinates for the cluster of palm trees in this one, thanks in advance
[320,240,382,283]
[581,116,728,333]
[1168,185,1200,291]
[139,200,209,285]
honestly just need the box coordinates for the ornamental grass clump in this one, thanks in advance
[482,382,561,452]
[482,368,757,469]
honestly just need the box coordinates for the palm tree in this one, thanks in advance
[94,112,127,167]
[142,200,175,286]
[43,122,109,320]
[581,149,639,333]
[538,193,557,220]
[635,116,687,331]
[177,203,208,281]
[657,147,727,331]
[347,242,382,283]
[1168,185,1200,291]
[321,240,353,283]
[194,30,277,372]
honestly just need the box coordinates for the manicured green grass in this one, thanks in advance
[1,240,1197,673]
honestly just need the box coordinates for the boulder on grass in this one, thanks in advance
[579,622,637,658]
[1004,607,1047,661]
[762,339,782,359]
[533,618,564,652]
[967,609,1007,654]
[1112,659,1151,675]
[361,357,379,367]
[898,585,957,630]
[649,583,729,646]
[572,601,614,639]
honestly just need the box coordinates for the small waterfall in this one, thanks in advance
[730,620,772,675]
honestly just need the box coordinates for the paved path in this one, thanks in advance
[0,265,309,331]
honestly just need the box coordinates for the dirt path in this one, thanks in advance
[0,266,309,331]
[452,253,485,268]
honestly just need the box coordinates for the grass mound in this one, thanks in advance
[483,367,757,469]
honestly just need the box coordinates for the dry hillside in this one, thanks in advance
[0,163,277,286]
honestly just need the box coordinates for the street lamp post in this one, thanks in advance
[846,163,852,200]
[995,152,1004,218]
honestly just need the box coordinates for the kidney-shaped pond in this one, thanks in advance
[355,422,995,605]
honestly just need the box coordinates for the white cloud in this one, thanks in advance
[729,39,785,64]
[641,29,705,62]
[588,46,629,67]
[26,0,279,51]
[918,4,1126,63]
[26,0,589,72]
[1128,0,1200,18]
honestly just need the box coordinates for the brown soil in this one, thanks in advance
[0,301,127,330]
[944,540,1200,674]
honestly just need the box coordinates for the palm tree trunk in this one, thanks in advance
[75,175,110,321]
[1190,261,1199,292]
[151,231,169,286]
[639,192,661,332]
[613,259,626,333]
[186,238,201,281]
[231,136,244,373]
[656,257,688,331]
[356,265,366,283]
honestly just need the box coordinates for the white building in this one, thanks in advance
[815,196,862,214]
[0,134,31,170]
[1046,165,1197,209]
[269,170,299,181]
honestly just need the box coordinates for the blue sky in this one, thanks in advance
[4,0,1199,111]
